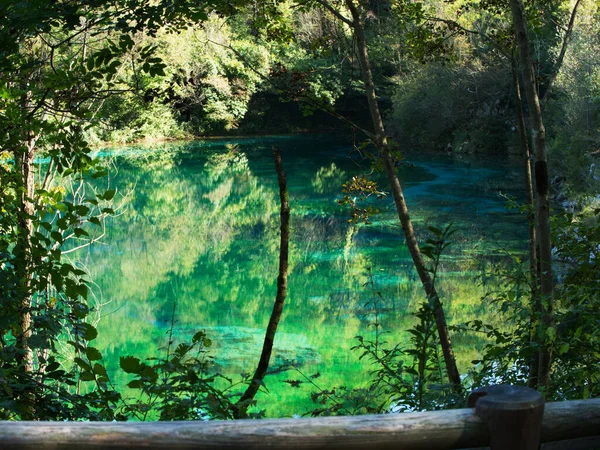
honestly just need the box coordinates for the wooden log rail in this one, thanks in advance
[0,396,598,449]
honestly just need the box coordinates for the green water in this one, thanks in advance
[72,134,527,417]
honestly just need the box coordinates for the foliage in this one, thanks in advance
[0,0,248,421]
[389,61,513,153]
[118,325,240,421]
[466,209,600,400]
[284,225,463,416]
[0,160,124,420]
[0,282,124,420]
[337,176,387,224]
[547,209,600,398]
[546,4,600,196]
[86,2,352,141]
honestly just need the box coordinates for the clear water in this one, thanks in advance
[72,134,527,417]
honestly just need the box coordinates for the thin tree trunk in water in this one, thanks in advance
[512,55,541,388]
[234,146,290,418]
[510,0,554,391]
[344,0,461,391]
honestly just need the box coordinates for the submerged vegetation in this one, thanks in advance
[1,0,599,421]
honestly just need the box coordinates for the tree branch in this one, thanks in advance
[541,0,582,104]
[313,0,353,27]
[425,16,511,60]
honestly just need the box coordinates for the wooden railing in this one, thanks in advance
[0,386,598,449]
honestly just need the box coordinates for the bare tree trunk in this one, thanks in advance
[510,0,554,391]
[13,135,36,377]
[344,0,461,391]
[512,54,542,388]
[234,146,290,418]
[512,56,539,287]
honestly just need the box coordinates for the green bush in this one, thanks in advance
[388,62,513,154]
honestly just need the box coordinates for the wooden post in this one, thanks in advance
[468,384,545,450]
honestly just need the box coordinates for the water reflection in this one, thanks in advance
[72,135,527,417]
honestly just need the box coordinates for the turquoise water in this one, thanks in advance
[71,134,527,417]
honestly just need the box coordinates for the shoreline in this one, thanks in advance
[89,129,348,150]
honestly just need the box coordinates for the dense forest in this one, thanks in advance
[1,0,599,421]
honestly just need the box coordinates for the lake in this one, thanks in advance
[72,134,528,417]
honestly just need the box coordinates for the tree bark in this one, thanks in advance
[234,146,290,418]
[11,128,37,420]
[13,133,37,377]
[511,55,542,389]
[511,56,538,288]
[510,0,554,390]
[344,0,462,391]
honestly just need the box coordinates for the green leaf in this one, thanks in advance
[85,346,102,361]
[175,343,192,358]
[557,343,570,355]
[0,88,16,99]
[120,356,141,374]
[75,205,90,216]
[55,203,67,213]
[77,284,89,300]
[93,363,108,377]
[80,371,95,382]
[74,357,92,372]
[46,361,60,372]
[119,34,135,51]
[74,228,89,238]
[81,323,98,341]
[103,189,116,201]
[46,370,66,380]
[192,331,206,343]
[57,218,68,230]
